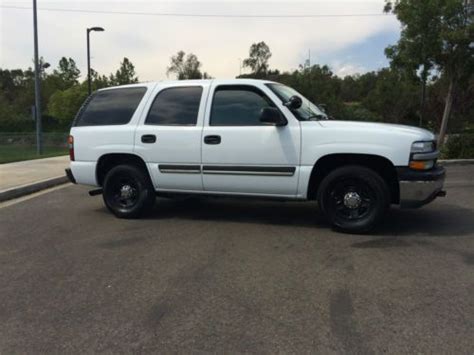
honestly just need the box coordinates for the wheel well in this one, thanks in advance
[307,154,399,204]
[96,153,150,186]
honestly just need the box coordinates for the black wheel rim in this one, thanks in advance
[326,176,376,221]
[107,175,139,210]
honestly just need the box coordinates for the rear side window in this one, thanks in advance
[145,86,203,125]
[74,87,147,126]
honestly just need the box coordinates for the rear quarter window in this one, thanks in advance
[74,87,147,126]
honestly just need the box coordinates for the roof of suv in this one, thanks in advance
[98,78,277,91]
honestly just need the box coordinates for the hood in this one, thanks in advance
[318,120,435,140]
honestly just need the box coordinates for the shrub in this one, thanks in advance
[442,134,474,159]
[48,84,89,125]
[338,103,383,122]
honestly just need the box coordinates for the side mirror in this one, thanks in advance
[319,103,327,113]
[260,107,288,126]
[283,95,303,110]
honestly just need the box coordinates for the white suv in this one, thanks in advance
[66,79,445,233]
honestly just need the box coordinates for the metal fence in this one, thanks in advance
[0,132,69,163]
[0,132,68,147]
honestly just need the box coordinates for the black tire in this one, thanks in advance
[317,165,390,233]
[102,164,155,218]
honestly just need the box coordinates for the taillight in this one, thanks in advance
[68,135,75,161]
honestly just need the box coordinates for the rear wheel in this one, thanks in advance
[103,164,155,218]
[317,165,390,233]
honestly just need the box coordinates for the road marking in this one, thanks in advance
[0,183,72,208]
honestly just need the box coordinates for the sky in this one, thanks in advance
[0,0,401,81]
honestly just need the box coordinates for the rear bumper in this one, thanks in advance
[69,161,98,186]
[397,166,446,208]
[65,168,76,184]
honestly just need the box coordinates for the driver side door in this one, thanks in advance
[201,83,301,197]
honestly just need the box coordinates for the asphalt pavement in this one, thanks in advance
[0,165,473,353]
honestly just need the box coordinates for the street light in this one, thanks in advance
[41,62,50,78]
[87,26,104,95]
[32,0,43,154]
[31,62,50,137]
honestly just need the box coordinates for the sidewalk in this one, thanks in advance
[0,155,70,201]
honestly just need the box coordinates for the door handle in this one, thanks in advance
[204,135,221,145]
[141,134,156,143]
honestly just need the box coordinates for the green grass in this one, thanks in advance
[0,145,68,164]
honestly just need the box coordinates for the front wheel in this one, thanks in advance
[317,165,390,233]
[103,164,155,218]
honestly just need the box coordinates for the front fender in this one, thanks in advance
[302,142,407,167]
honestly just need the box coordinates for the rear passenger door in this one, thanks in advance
[134,83,209,191]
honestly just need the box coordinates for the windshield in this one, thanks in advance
[266,83,328,121]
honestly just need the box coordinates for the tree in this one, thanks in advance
[53,57,80,88]
[243,41,272,76]
[0,69,30,102]
[166,51,210,79]
[363,68,419,124]
[385,0,474,146]
[47,84,88,124]
[43,57,81,103]
[384,1,439,126]
[110,57,139,85]
[89,68,110,91]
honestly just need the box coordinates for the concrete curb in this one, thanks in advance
[0,175,69,202]
[439,159,474,166]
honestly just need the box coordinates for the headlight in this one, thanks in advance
[409,140,437,170]
[411,141,436,153]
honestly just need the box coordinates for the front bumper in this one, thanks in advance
[397,165,446,208]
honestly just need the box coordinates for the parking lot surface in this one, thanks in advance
[0,165,473,353]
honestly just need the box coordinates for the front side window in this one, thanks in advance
[145,86,203,125]
[266,83,327,121]
[210,85,276,126]
[74,87,147,126]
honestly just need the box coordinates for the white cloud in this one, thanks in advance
[0,1,399,80]
[333,63,367,76]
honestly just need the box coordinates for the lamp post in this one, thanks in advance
[32,0,43,154]
[32,61,50,155]
[87,26,104,95]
